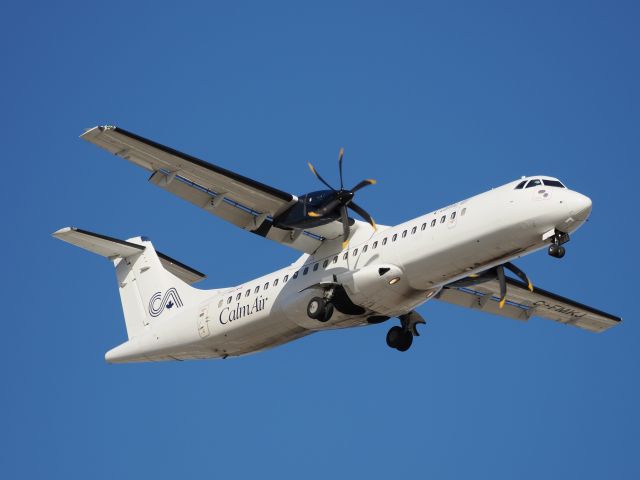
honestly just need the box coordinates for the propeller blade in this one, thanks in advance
[504,262,534,292]
[307,162,335,191]
[338,148,344,190]
[348,201,377,230]
[497,265,507,309]
[351,178,377,193]
[308,197,341,217]
[340,206,350,249]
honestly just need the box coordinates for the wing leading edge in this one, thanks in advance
[81,126,348,253]
[437,277,621,333]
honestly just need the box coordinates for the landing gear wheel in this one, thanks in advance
[548,244,566,258]
[396,331,413,352]
[321,302,334,323]
[386,326,403,349]
[386,326,413,351]
[307,297,325,320]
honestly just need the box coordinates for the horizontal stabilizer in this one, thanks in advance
[52,227,206,284]
[53,227,143,258]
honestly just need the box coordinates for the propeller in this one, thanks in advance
[463,261,534,309]
[307,148,377,248]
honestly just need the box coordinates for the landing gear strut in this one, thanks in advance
[307,297,334,323]
[548,230,569,259]
[386,311,426,352]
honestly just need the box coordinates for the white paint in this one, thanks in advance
[55,174,607,363]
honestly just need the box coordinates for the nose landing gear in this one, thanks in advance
[386,311,426,352]
[548,243,566,258]
[547,230,570,259]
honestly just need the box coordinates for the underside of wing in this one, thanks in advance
[81,126,349,254]
[437,277,621,333]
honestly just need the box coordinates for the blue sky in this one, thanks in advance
[2,1,638,478]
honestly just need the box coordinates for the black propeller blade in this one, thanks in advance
[307,148,377,247]
[457,261,534,309]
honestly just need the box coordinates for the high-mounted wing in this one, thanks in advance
[81,126,346,253]
[437,277,620,333]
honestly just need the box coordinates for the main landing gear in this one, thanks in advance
[548,230,570,259]
[386,311,426,352]
[307,297,335,323]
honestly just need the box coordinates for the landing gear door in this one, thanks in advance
[197,306,210,338]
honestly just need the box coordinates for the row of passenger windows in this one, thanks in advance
[217,207,468,308]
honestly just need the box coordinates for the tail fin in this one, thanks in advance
[53,227,207,339]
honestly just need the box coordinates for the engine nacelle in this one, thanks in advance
[335,263,423,316]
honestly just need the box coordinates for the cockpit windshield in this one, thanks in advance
[515,178,566,189]
[542,179,565,188]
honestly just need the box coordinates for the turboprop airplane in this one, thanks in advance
[53,126,621,363]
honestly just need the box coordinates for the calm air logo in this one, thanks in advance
[149,288,183,317]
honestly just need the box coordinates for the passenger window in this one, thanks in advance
[264,282,269,290]
[236,293,241,301]
[274,278,279,286]
[461,208,466,216]
[363,245,368,253]
[431,219,436,227]
[333,256,338,264]
[373,241,378,249]
[451,212,456,220]
[526,179,542,188]
[421,223,426,231]
[293,271,298,279]
[392,234,397,242]
[227,296,232,304]
[402,230,407,238]
[382,238,388,246]
[283,275,289,283]
[343,252,348,260]
[515,180,527,189]
[303,267,309,275]
[255,286,260,294]
[440,216,446,223]
[323,259,329,268]
[245,289,250,297]
[353,248,358,256]
[313,263,319,271]
[218,299,224,308]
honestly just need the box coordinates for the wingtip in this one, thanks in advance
[52,226,74,237]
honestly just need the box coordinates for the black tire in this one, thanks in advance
[386,326,404,349]
[307,297,325,319]
[320,302,334,323]
[396,331,413,352]
[556,246,566,258]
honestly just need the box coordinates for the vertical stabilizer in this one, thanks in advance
[52,227,208,339]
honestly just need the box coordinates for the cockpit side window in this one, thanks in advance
[525,179,542,188]
[543,179,565,188]
[514,180,526,189]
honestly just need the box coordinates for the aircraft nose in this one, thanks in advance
[572,192,592,221]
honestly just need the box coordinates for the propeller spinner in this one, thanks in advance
[307,148,377,248]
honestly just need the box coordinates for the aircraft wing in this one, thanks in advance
[436,277,621,333]
[81,126,346,253]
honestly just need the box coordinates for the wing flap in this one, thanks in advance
[437,277,621,333]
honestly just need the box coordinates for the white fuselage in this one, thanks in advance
[106,176,592,363]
